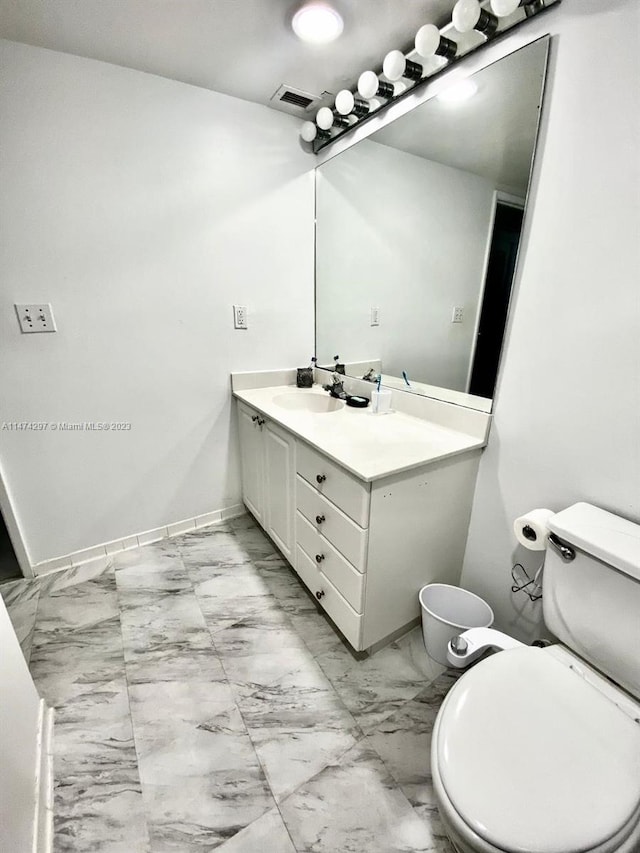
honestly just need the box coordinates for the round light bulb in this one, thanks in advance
[415,24,441,57]
[292,3,344,44]
[358,70,379,99]
[335,90,355,115]
[383,50,407,82]
[316,107,335,130]
[452,0,481,32]
[300,121,318,142]
[490,0,521,15]
[453,0,499,35]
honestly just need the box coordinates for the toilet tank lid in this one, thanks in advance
[549,502,640,580]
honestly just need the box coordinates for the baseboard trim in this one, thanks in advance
[31,504,245,578]
[33,700,54,853]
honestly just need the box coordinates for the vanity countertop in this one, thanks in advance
[233,384,485,483]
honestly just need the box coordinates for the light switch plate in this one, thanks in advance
[370,306,380,326]
[452,306,464,324]
[15,303,57,333]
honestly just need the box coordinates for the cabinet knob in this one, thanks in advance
[315,514,325,525]
[315,590,325,600]
[251,415,259,422]
[257,418,265,426]
[316,474,326,484]
[315,553,325,563]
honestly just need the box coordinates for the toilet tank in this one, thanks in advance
[544,502,640,700]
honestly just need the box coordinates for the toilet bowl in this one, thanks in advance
[431,645,640,853]
[430,503,640,853]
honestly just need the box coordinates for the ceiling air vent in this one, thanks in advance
[270,84,323,116]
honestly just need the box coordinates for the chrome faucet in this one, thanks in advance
[323,372,347,399]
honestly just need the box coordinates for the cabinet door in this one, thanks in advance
[237,403,265,525]
[264,420,295,562]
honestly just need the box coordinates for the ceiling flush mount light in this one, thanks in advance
[335,89,370,118]
[437,78,478,103]
[357,71,394,100]
[415,24,457,60]
[292,3,344,44]
[383,50,423,83]
[452,0,499,35]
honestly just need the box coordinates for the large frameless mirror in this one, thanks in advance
[315,37,549,411]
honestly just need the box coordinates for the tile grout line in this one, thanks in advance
[113,561,157,853]
[25,582,42,666]
[178,526,294,851]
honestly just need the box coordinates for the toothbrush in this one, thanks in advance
[377,374,382,393]
[402,370,411,388]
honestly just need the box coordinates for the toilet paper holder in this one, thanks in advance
[511,562,543,602]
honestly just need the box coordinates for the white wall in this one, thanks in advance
[0,40,314,565]
[0,599,42,852]
[460,0,640,641]
[316,139,495,390]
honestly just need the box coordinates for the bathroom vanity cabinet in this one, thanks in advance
[237,403,295,563]
[236,395,483,652]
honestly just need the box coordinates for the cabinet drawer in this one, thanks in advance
[296,512,364,612]
[296,441,370,527]
[296,476,368,571]
[295,545,362,650]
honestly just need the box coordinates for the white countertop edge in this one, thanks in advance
[233,384,486,483]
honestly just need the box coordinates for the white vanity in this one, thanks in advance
[233,370,490,653]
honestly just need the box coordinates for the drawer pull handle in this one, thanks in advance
[315,553,325,563]
[315,590,325,600]
[316,474,326,484]
[315,514,325,525]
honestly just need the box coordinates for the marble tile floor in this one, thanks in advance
[1,515,459,853]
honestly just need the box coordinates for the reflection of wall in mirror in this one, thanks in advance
[316,139,496,393]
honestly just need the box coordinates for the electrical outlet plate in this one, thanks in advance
[233,305,248,330]
[370,306,380,326]
[452,306,464,324]
[15,303,57,333]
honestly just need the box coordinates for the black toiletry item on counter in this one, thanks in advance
[296,368,313,388]
[346,395,369,408]
[297,357,316,388]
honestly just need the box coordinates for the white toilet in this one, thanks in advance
[431,502,640,853]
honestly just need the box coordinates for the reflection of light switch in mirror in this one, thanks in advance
[370,307,380,326]
[452,307,464,323]
[15,303,57,333]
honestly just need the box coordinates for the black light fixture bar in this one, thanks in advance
[310,0,560,154]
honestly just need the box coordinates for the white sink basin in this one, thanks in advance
[273,392,344,413]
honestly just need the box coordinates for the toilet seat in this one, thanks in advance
[432,647,640,853]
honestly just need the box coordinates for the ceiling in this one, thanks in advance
[0,0,459,114]
[371,39,548,193]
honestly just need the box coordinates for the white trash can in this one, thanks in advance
[419,583,494,666]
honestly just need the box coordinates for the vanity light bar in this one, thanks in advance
[299,0,560,151]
